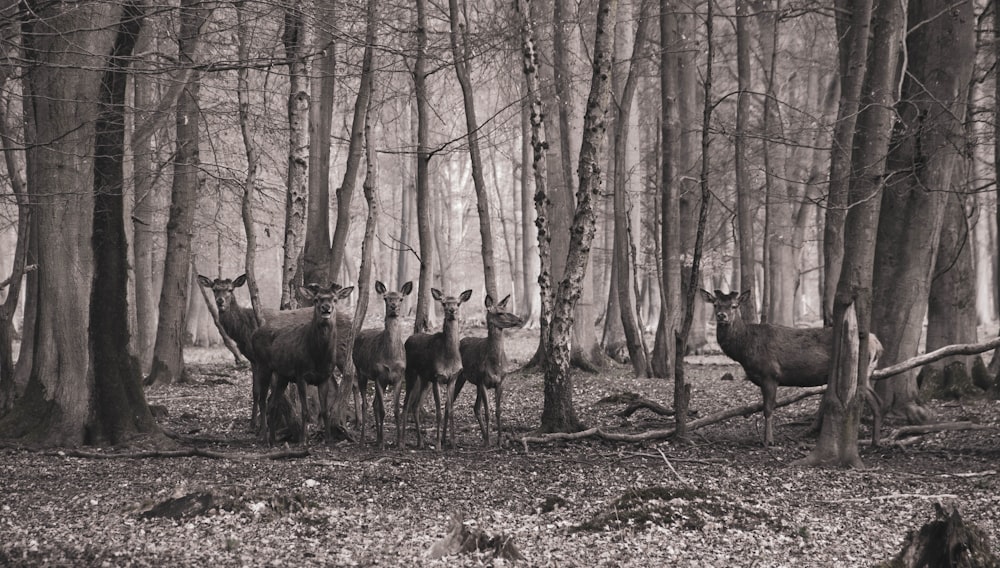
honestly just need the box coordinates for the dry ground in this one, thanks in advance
[2,327,999,567]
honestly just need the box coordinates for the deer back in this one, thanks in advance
[719,321,833,387]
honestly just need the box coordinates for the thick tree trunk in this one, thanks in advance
[90,2,162,444]
[541,0,618,433]
[925,193,981,374]
[0,1,147,444]
[147,0,211,387]
[519,99,541,329]
[872,0,974,422]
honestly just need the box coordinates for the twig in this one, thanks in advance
[0,264,36,289]
[657,447,691,487]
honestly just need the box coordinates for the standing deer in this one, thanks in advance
[453,294,524,447]
[197,274,268,428]
[402,288,472,449]
[701,289,883,446]
[353,280,413,449]
[252,283,354,445]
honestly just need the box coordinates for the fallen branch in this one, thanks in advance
[887,421,996,441]
[520,386,827,448]
[872,336,1000,381]
[52,447,309,461]
[821,493,960,504]
[617,397,674,418]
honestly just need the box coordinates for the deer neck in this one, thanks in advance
[383,315,402,348]
[441,317,461,352]
[486,320,505,355]
[716,314,749,355]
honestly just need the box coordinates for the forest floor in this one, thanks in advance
[2,327,999,567]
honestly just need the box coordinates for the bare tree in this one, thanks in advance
[412,0,435,333]
[734,0,757,323]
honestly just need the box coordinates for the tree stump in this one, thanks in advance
[881,503,999,568]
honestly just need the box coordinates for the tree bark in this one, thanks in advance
[147,0,212,387]
[872,0,974,422]
[925,193,980,374]
[541,0,619,433]
[90,1,162,444]
[279,2,310,309]
[302,4,336,287]
[519,98,541,329]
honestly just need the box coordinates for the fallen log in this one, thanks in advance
[872,336,1000,381]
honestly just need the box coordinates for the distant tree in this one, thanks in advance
[734,0,757,323]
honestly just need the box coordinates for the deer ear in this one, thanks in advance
[299,286,316,300]
[459,289,473,303]
[233,274,247,287]
[337,286,355,300]
[400,281,414,295]
[737,290,751,304]
[498,294,511,308]
[485,294,495,308]
[700,289,716,303]
[197,275,214,288]
[375,281,387,295]
[431,288,444,301]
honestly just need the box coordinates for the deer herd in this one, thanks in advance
[197,274,522,450]
[197,274,885,450]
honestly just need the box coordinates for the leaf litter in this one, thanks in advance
[0,331,998,566]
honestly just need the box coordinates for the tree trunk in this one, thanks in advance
[328,4,376,282]
[302,3,336,287]
[0,71,30,411]
[412,0,434,334]
[147,0,212,387]
[925,193,981,374]
[448,0,498,301]
[824,0,874,326]
[279,1,310,309]
[798,0,900,468]
[90,1,162,443]
[520,99,541,329]
[0,1,150,444]
[541,0,618,434]
[611,0,651,376]
[131,20,159,373]
[734,0,757,322]
[872,0,974,422]
[757,0,794,326]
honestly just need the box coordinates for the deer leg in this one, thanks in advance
[358,373,369,447]
[253,366,270,436]
[352,379,361,431]
[413,381,429,449]
[296,378,310,445]
[374,380,387,450]
[317,379,332,443]
[760,379,777,446]
[444,377,456,449]
[265,374,285,447]
[494,382,503,448]
[392,377,404,449]
[473,383,487,445]
[431,381,442,450]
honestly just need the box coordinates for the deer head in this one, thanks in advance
[700,288,751,326]
[197,274,247,313]
[485,294,523,330]
[432,288,473,321]
[377,280,413,318]
[300,283,354,323]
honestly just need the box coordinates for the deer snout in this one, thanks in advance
[716,312,729,323]
[216,299,226,312]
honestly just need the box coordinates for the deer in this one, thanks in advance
[196,273,271,429]
[401,288,473,449]
[701,289,883,446]
[252,283,354,445]
[453,294,524,447]
[352,280,413,449]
